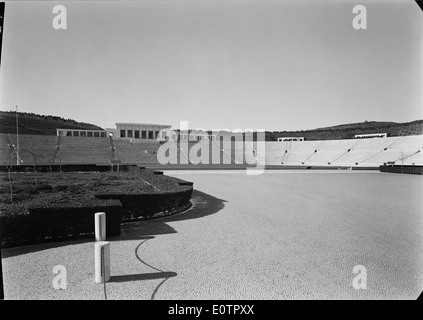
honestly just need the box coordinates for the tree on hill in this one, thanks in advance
[0,111,104,135]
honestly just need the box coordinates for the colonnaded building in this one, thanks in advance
[57,123,171,141]
[56,123,217,141]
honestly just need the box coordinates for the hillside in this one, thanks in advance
[266,120,423,141]
[0,111,103,135]
[0,110,422,140]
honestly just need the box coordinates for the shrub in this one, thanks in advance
[0,194,122,248]
[177,181,194,187]
[94,169,193,220]
[380,164,423,175]
[95,187,192,221]
[0,168,193,247]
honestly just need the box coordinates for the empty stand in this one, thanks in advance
[294,139,355,166]
[272,135,423,167]
[1,133,422,168]
[286,140,322,165]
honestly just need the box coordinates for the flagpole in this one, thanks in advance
[16,105,19,165]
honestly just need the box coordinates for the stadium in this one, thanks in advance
[0,0,422,303]
[0,113,422,300]
[1,122,423,169]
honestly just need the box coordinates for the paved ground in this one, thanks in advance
[2,170,422,299]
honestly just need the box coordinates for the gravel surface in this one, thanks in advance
[2,170,422,299]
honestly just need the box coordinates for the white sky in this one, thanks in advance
[0,0,422,131]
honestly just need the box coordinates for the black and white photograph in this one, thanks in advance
[0,0,422,304]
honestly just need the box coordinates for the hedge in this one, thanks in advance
[0,198,122,248]
[95,187,193,221]
[0,168,193,247]
[380,164,423,175]
[177,181,194,187]
[0,163,141,173]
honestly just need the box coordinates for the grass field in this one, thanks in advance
[2,170,422,299]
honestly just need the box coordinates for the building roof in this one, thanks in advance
[115,123,171,127]
[56,128,105,131]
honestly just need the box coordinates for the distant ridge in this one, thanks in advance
[316,120,423,131]
[0,111,103,135]
[267,120,423,141]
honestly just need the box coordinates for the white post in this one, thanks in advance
[95,212,106,241]
[94,241,110,283]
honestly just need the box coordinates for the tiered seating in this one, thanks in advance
[283,140,322,165]
[208,140,234,164]
[403,150,423,165]
[335,138,394,166]
[2,133,422,168]
[176,136,423,167]
[233,141,247,164]
[178,141,206,164]
[208,141,223,164]
[0,133,59,165]
[304,139,357,166]
[60,136,110,164]
[112,139,161,164]
[164,140,223,165]
[267,135,423,167]
[238,141,262,165]
[368,136,423,165]
[0,134,163,165]
[264,142,286,165]
[219,140,237,164]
